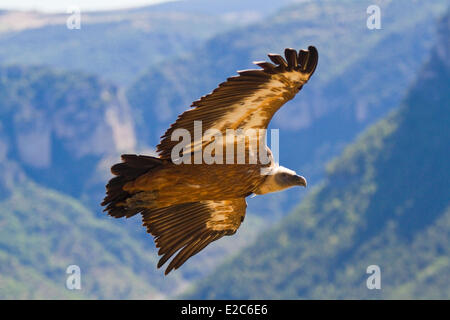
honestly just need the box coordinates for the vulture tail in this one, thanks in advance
[101,154,164,218]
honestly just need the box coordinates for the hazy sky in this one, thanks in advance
[0,0,176,13]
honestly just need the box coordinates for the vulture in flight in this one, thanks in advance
[102,46,318,274]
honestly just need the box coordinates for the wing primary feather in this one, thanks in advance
[305,46,319,74]
[165,233,221,275]
[156,221,205,249]
[164,237,205,275]
[284,48,298,69]
[267,53,288,69]
[298,49,309,70]
[237,69,271,78]
[158,230,209,269]
[254,61,276,72]
[157,227,205,258]
[174,232,226,271]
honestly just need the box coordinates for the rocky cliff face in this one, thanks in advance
[0,65,136,197]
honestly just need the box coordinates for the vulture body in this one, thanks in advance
[102,47,318,274]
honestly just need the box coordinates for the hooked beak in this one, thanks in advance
[295,175,307,187]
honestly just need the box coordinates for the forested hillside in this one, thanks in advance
[0,0,293,86]
[0,51,265,300]
[0,1,448,299]
[185,10,450,299]
[0,179,166,299]
[128,0,448,216]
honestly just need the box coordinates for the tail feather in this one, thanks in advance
[102,154,164,218]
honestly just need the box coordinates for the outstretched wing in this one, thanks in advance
[157,46,319,159]
[142,198,247,275]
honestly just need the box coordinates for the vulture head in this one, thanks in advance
[274,166,307,189]
[254,166,307,195]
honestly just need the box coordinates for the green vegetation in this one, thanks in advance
[0,63,266,299]
[127,0,448,216]
[0,180,165,299]
[184,13,450,299]
[0,1,448,299]
[0,175,267,299]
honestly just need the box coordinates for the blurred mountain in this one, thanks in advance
[0,160,267,298]
[0,0,294,86]
[0,65,136,202]
[0,64,268,298]
[0,174,170,299]
[183,11,450,299]
[131,0,295,16]
[127,0,448,217]
[0,0,448,299]
[0,65,166,298]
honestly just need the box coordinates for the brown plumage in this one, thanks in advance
[102,47,318,275]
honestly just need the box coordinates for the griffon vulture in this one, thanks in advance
[102,46,318,274]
